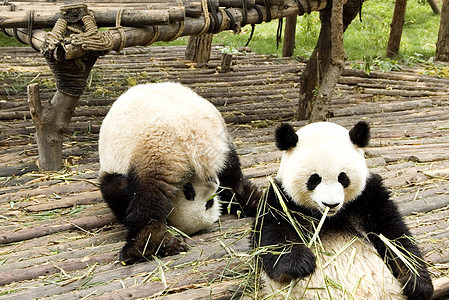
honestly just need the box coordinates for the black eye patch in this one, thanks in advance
[307,173,322,190]
[183,182,195,200]
[338,172,350,188]
[205,199,214,210]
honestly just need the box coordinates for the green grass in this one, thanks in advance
[1,0,441,62]
[0,32,26,47]
[205,0,440,62]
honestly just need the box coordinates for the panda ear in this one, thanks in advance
[275,123,298,150]
[349,121,370,148]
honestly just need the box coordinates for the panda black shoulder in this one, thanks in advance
[344,173,394,218]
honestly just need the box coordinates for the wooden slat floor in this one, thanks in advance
[1,45,449,299]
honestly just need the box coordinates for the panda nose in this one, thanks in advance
[322,202,339,209]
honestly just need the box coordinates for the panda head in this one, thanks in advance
[168,176,221,235]
[275,121,370,216]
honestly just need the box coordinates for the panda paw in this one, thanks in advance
[158,233,189,257]
[402,272,434,300]
[119,232,188,264]
[264,245,316,284]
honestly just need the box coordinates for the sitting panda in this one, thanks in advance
[99,82,260,264]
[253,121,433,300]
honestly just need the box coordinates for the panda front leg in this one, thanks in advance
[361,174,434,300]
[255,216,316,283]
[120,172,188,264]
[218,145,262,217]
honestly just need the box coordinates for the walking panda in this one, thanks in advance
[99,82,259,264]
[253,121,433,299]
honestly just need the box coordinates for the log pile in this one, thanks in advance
[1,45,449,298]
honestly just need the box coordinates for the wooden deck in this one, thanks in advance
[1,45,449,299]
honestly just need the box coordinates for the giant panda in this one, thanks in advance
[99,82,260,264]
[253,121,434,300]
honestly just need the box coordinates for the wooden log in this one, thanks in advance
[219,52,233,72]
[0,213,116,245]
[22,190,103,212]
[185,33,213,63]
[0,9,184,28]
[431,277,449,299]
[0,251,118,286]
[0,180,98,204]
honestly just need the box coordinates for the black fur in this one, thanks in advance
[275,123,298,150]
[218,145,262,217]
[306,173,321,190]
[338,172,350,188]
[100,166,187,264]
[183,182,195,200]
[253,175,433,300]
[349,121,370,147]
[99,172,130,223]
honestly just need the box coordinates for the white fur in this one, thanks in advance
[99,82,229,233]
[277,122,368,215]
[99,82,229,180]
[261,233,404,300]
[168,177,221,235]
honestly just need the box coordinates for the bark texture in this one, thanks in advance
[297,0,361,121]
[185,33,214,63]
[436,0,449,61]
[386,0,407,58]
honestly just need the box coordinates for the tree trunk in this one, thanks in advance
[427,0,441,14]
[386,0,407,58]
[28,84,80,170]
[436,0,449,61]
[297,0,361,120]
[308,0,345,122]
[282,14,297,57]
[185,33,213,63]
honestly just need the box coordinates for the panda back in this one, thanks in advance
[99,82,229,180]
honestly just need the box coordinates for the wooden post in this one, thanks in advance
[28,84,80,170]
[282,14,297,57]
[436,0,449,61]
[219,53,233,73]
[386,0,407,58]
[185,33,214,63]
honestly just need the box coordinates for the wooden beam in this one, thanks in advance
[0,9,185,28]
[3,0,328,55]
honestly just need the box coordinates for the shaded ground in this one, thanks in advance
[1,45,449,299]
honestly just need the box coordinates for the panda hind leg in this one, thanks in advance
[119,171,188,264]
[99,172,130,223]
[218,145,262,217]
[120,219,188,264]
